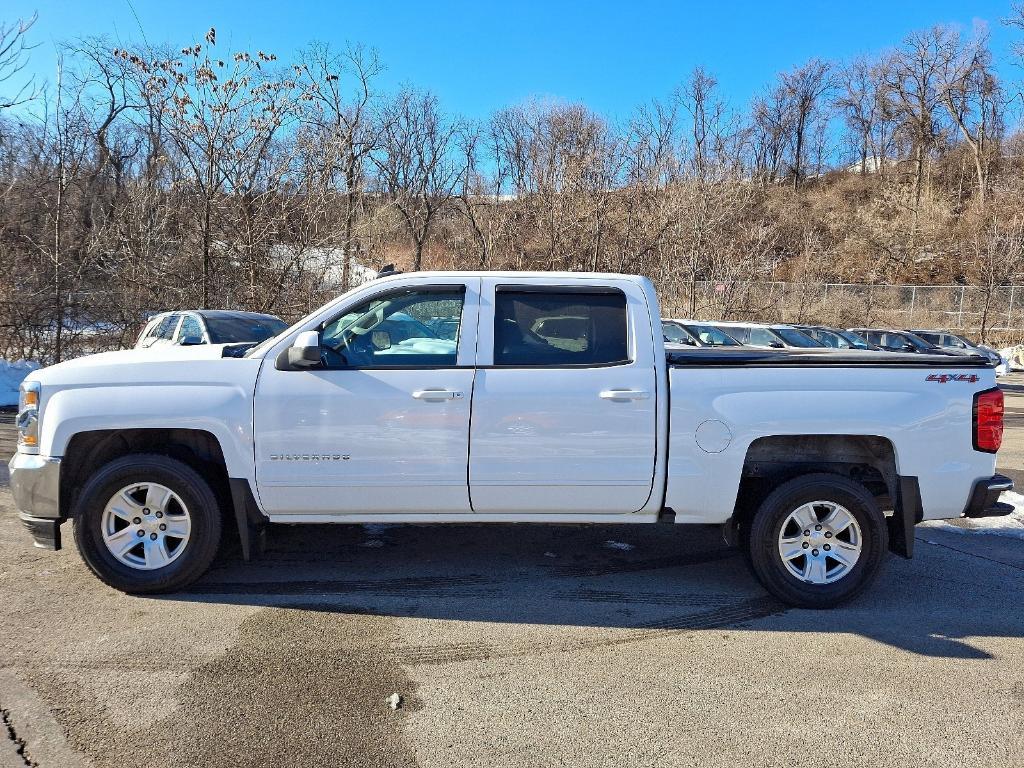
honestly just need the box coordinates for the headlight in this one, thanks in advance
[17,380,41,450]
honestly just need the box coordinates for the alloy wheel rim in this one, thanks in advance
[777,500,862,584]
[100,482,191,570]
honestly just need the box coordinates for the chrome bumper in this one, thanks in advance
[8,453,63,551]
[9,452,61,519]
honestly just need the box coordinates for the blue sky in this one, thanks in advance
[6,0,1021,121]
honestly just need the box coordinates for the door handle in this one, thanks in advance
[599,389,650,401]
[412,389,465,401]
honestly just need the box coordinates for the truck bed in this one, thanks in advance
[666,347,992,367]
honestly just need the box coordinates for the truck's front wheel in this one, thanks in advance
[72,454,222,594]
[747,473,888,609]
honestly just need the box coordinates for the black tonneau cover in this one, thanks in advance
[666,347,992,368]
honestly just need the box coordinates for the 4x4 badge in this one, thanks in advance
[926,373,980,383]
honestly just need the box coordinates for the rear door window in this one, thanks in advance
[493,290,628,366]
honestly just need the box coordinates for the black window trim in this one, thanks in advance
[490,284,633,369]
[312,283,469,372]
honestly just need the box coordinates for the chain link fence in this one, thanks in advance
[659,281,1024,345]
[5,279,1024,365]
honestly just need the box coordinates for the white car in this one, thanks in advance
[136,310,287,349]
[709,321,825,349]
[662,319,742,347]
[9,271,1008,608]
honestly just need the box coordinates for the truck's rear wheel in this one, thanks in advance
[72,454,222,594]
[747,473,888,609]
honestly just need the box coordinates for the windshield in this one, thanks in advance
[810,328,845,348]
[775,328,825,348]
[901,332,937,351]
[834,329,872,349]
[204,315,288,344]
[684,323,740,346]
[662,322,696,345]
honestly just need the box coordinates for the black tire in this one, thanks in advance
[72,454,222,594]
[747,473,888,609]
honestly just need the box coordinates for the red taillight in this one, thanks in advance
[973,388,1004,453]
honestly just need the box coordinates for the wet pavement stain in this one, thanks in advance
[153,607,420,768]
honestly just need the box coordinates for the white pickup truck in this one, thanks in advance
[8,271,1012,607]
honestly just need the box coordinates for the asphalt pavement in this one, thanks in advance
[1,382,1023,767]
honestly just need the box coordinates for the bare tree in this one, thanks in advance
[936,28,1001,209]
[836,56,888,174]
[884,27,952,227]
[372,88,461,270]
[295,43,382,288]
[749,84,792,185]
[127,28,293,306]
[780,58,832,190]
[974,218,1024,341]
[0,13,39,111]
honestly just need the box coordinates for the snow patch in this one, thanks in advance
[603,540,634,551]
[920,490,1024,539]
[0,359,40,407]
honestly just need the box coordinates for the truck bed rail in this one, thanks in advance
[666,348,992,368]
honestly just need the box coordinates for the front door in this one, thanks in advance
[254,278,479,517]
[468,279,658,514]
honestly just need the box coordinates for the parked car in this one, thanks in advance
[848,328,953,355]
[907,329,1002,367]
[710,321,825,349]
[136,310,288,349]
[791,325,878,350]
[10,271,1010,609]
[662,320,742,347]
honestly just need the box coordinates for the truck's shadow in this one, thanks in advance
[172,522,1024,661]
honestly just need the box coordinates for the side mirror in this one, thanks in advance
[371,330,392,351]
[180,336,203,346]
[768,341,784,349]
[286,330,321,368]
[903,343,916,352]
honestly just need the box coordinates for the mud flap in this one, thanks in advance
[889,475,921,559]
[228,478,268,561]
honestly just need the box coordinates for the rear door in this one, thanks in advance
[468,278,658,514]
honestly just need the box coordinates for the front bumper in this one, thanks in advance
[8,452,63,550]
[963,474,1014,518]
